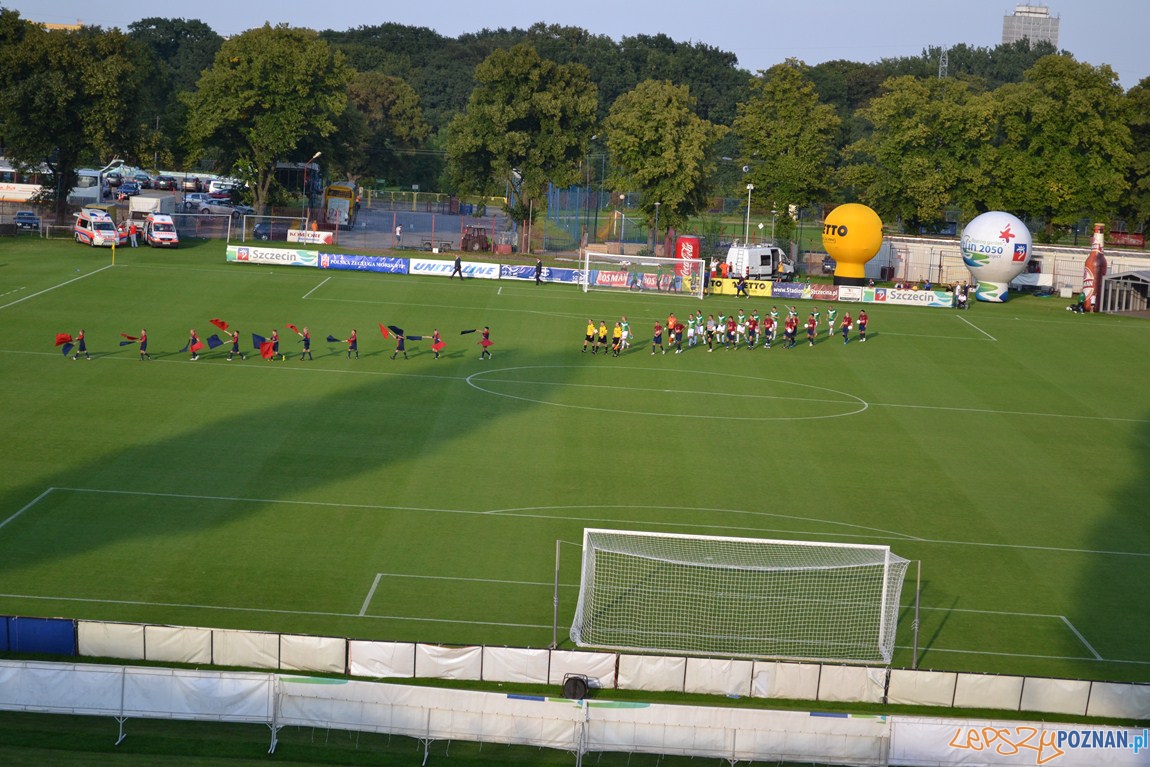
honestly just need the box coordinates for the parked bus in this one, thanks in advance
[323,181,359,228]
[0,158,47,203]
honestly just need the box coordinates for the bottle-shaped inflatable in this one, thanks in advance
[1082,224,1107,313]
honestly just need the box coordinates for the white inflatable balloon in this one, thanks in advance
[961,212,1033,302]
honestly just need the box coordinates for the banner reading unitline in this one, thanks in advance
[568,529,912,665]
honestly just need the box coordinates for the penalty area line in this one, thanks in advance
[955,313,997,341]
[1061,615,1103,660]
[0,487,55,532]
[0,264,115,311]
[302,276,332,300]
[359,573,382,616]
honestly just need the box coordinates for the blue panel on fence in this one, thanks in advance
[9,617,76,655]
[0,616,9,652]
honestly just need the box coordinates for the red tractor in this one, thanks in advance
[461,225,492,252]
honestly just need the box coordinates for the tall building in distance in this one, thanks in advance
[1002,4,1060,47]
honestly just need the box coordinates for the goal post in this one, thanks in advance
[569,529,911,664]
[581,250,705,300]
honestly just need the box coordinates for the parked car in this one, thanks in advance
[181,176,202,192]
[132,173,153,189]
[104,171,123,187]
[182,192,213,211]
[153,175,178,191]
[253,221,291,241]
[199,198,254,217]
[14,210,41,231]
[821,255,836,274]
[117,181,141,198]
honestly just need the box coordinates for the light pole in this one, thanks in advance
[744,183,754,243]
[653,201,661,256]
[771,209,778,243]
[618,193,625,254]
[303,149,322,221]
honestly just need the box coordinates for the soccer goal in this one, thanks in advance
[581,251,705,300]
[569,529,911,664]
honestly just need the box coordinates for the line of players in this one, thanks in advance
[582,306,869,357]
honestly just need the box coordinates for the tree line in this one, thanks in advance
[0,10,1146,241]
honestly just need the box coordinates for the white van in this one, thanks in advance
[74,208,126,247]
[143,213,179,248]
[725,244,793,281]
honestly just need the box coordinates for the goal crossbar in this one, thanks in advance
[570,529,910,664]
[581,251,705,300]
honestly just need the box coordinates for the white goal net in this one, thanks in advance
[570,529,910,664]
[581,251,705,300]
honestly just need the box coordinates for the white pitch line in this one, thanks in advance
[870,400,1150,424]
[359,573,383,616]
[955,313,997,341]
[878,332,991,342]
[367,572,579,589]
[1061,616,1103,660]
[891,644,1149,664]
[0,487,55,532]
[0,264,115,310]
[302,275,332,299]
[0,592,551,630]
[47,487,1150,558]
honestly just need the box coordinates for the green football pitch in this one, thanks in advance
[1,237,1148,684]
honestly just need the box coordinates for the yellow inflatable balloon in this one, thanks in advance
[822,204,883,283]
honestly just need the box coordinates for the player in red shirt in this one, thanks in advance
[651,321,664,355]
[725,316,737,349]
[841,312,853,344]
[806,313,817,347]
[858,310,869,342]
[745,316,758,349]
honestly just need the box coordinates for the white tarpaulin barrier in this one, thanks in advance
[587,703,889,765]
[347,640,415,678]
[952,673,1024,710]
[415,644,483,680]
[617,654,687,692]
[752,661,822,700]
[683,656,754,696]
[547,649,616,687]
[121,667,272,722]
[279,634,345,674]
[818,664,888,703]
[1019,676,1091,716]
[211,628,279,670]
[78,621,145,661]
[481,646,550,684]
[0,661,272,723]
[888,669,958,707]
[143,625,212,665]
[1087,682,1150,720]
[276,678,580,749]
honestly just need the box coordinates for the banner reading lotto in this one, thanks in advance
[226,246,317,268]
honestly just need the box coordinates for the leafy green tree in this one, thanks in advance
[733,61,841,232]
[445,44,597,249]
[329,71,431,186]
[0,10,142,217]
[603,79,727,243]
[128,17,223,169]
[1121,77,1150,233]
[183,24,351,211]
[841,74,987,229]
[977,55,1132,236]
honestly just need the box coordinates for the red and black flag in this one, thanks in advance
[209,318,229,331]
[379,323,390,339]
[55,333,74,347]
